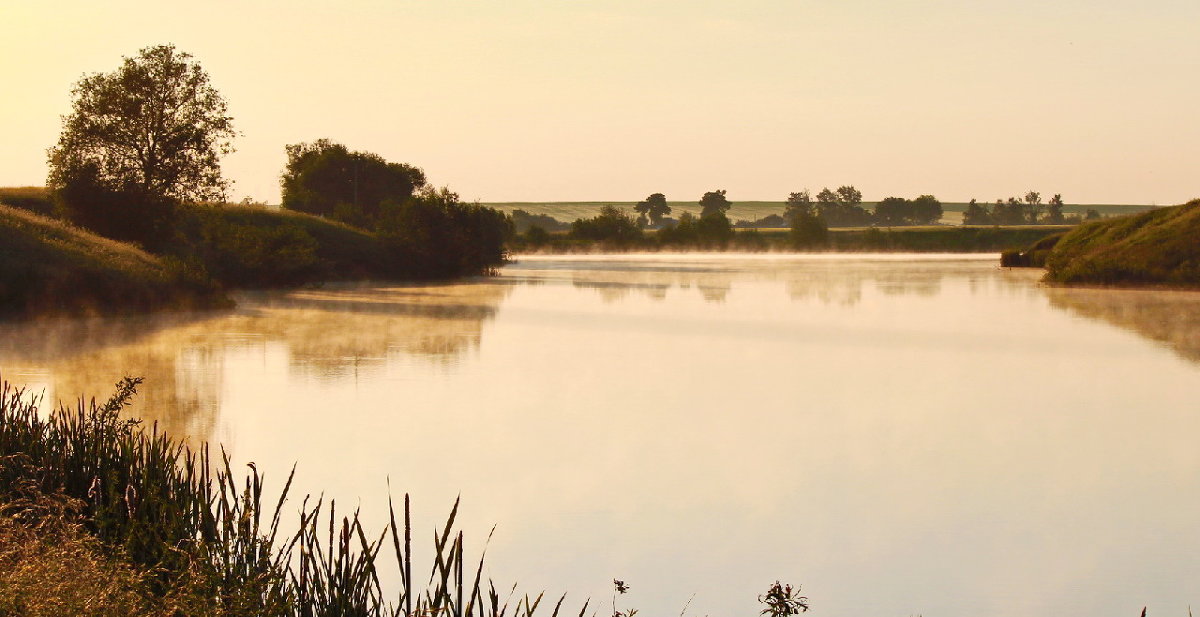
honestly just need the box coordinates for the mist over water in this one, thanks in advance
[2,254,1197,617]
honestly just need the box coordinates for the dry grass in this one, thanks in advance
[0,496,171,617]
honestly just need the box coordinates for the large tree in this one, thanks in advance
[48,44,236,243]
[699,189,732,218]
[633,193,671,227]
[783,190,814,222]
[280,139,426,226]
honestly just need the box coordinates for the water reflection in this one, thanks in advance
[528,254,998,307]
[0,280,513,441]
[1044,286,1200,364]
[1,255,1197,617]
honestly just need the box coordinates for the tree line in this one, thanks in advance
[962,192,1098,226]
[42,44,510,286]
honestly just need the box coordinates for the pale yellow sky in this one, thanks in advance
[2,0,1197,204]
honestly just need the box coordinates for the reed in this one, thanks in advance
[0,376,561,616]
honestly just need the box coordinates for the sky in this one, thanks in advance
[2,0,1197,205]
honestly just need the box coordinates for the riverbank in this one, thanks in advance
[1001,199,1200,288]
[512,225,1069,254]
[0,196,505,318]
[0,203,226,317]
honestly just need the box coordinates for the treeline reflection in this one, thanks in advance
[525,258,987,306]
[0,281,513,441]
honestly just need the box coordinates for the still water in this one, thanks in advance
[2,254,1199,616]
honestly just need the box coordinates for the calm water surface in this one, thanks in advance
[3,254,1199,616]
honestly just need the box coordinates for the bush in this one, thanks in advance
[569,205,643,245]
[378,189,512,279]
[789,212,829,249]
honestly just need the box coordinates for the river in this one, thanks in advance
[2,254,1198,616]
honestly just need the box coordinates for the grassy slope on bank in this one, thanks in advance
[173,204,385,286]
[1042,199,1200,286]
[0,204,224,316]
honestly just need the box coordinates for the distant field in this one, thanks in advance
[485,201,1159,226]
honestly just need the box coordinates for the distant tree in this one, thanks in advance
[634,193,671,227]
[699,190,732,218]
[1044,193,1066,224]
[696,209,734,244]
[658,211,700,245]
[1023,191,1043,224]
[991,197,1026,226]
[569,205,642,244]
[911,194,943,225]
[783,190,815,222]
[523,224,550,247]
[510,208,569,233]
[1084,208,1102,221]
[873,196,911,226]
[814,185,872,227]
[281,139,426,225]
[789,211,828,248]
[47,44,236,247]
[836,185,863,208]
[962,199,993,225]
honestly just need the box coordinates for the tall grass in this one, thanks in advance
[0,376,562,617]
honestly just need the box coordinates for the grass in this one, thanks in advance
[172,204,386,287]
[0,376,573,616]
[1039,199,1200,286]
[0,203,226,316]
[0,186,55,217]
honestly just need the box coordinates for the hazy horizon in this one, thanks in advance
[3,1,1197,205]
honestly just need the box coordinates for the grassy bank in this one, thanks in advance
[1042,199,1200,286]
[0,203,225,317]
[1001,200,1200,287]
[0,189,508,316]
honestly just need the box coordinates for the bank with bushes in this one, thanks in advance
[1002,199,1200,287]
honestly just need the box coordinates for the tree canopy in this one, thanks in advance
[699,190,732,218]
[47,44,236,245]
[634,193,671,227]
[280,139,426,226]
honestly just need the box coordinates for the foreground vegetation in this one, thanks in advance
[1002,199,1200,287]
[0,377,555,616]
[0,377,811,616]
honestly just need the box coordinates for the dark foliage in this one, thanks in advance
[633,193,671,227]
[789,212,829,248]
[378,188,512,279]
[511,209,570,234]
[47,45,235,248]
[569,206,642,245]
[280,139,426,225]
[698,190,732,218]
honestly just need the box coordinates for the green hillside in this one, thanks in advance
[1043,199,1200,286]
[0,203,225,316]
